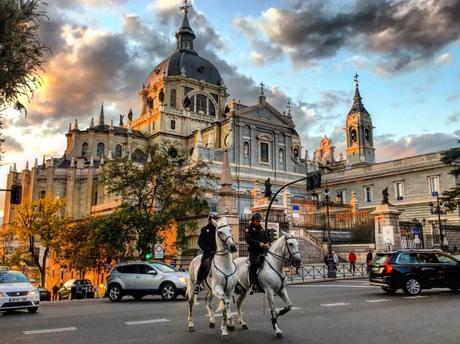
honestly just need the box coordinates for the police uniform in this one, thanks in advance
[196,223,217,285]
[245,222,269,288]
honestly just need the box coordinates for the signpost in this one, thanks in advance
[154,244,164,259]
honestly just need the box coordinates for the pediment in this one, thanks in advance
[237,102,294,129]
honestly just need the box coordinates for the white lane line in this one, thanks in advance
[23,327,77,335]
[404,295,429,299]
[209,312,238,318]
[366,299,391,303]
[320,302,350,307]
[291,284,372,288]
[125,319,170,326]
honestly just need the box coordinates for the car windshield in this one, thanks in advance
[373,255,390,265]
[0,272,30,284]
[151,262,177,273]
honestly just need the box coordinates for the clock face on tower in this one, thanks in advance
[224,134,232,147]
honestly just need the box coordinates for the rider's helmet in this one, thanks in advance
[250,213,263,222]
[208,212,220,222]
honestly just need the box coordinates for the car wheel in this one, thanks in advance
[27,307,38,313]
[381,286,397,295]
[160,283,177,301]
[108,284,123,302]
[403,277,422,296]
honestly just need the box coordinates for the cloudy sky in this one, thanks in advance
[2,0,460,196]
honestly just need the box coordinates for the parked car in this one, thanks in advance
[57,279,95,300]
[38,287,51,301]
[106,261,189,302]
[0,267,40,313]
[369,249,460,296]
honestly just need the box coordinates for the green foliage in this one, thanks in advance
[440,147,460,210]
[99,143,213,257]
[0,0,49,109]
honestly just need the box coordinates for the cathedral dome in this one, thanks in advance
[146,4,222,87]
[146,50,222,87]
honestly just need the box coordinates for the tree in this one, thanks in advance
[12,196,67,286]
[0,0,48,111]
[100,143,213,258]
[440,146,460,210]
[57,217,119,278]
[0,225,15,265]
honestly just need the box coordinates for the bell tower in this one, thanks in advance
[345,74,375,165]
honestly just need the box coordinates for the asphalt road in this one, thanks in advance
[1,279,460,344]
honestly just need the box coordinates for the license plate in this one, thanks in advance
[9,297,27,302]
[372,267,383,274]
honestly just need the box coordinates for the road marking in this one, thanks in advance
[366,299,391,303]
[404,295,429,299]
[320,302,350,307]
[23,327,77,335]
[291,284,372,288]
[125,319,170,326]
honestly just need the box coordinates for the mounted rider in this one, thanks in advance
[245,212,270,292]
[193,212,220,294]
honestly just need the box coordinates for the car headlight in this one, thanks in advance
[179,277,188,284]
[0,292,5,298]
[28,290,39,297]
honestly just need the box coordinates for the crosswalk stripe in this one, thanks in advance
[125,319,170,326]
[403,295,429,299]
[366,299,391,303]
[23,327,77,335]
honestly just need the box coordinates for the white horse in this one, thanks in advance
[186,216,238,341]
[234,232,302,338]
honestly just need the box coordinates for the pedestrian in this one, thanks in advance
[178,264,185,272]
[52,284,59,301]
[454,246,458,253]
[366,248,373,273]
[348,251,357,275]
[332,251,338,271]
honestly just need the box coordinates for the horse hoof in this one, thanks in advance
[188,326,195,332]
[227,325,235,332]
[209,322,215,329]
[242,324,249,330]
[276,332,283,338]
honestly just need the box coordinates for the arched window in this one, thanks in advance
[209,101,216,117]
[196,94,207,113]
[168,147,178,158]
[365,128,371,143]
[40,190,46,199]
[171,119,176,130]
[82,142,89,157]
[114,144,122,158]
[350,128,357,145]
[170,89,177,108]
[132,149,146,163]
[97,142,105,157]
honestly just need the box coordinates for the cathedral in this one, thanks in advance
[3,4,459,260]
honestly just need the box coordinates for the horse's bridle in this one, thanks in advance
[215,224,235,256]
[268,236,300,265]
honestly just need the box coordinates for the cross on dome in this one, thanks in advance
[180,0,192,15]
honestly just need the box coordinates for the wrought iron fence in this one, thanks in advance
[399,220,424,249]
[286,263,369,283]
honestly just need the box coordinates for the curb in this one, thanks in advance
[287,276,368,285]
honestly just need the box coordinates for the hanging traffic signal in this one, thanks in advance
[10,185,22,204]
[144,251,153,260]
[307,170,322,189]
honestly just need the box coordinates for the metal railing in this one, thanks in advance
[286,263,369,283]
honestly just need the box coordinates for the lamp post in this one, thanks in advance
[310,182,344,278]
[429,191,451,251]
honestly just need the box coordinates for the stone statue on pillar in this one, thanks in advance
[382,187,390,205]
[264,178,272,199]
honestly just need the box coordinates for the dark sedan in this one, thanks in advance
[57,279,95,300]
[369,249,460,296]
[38,287,51,301]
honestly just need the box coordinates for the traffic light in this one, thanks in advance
[144,251,153,260]
[307,170,321,189]
[10,185,22,205]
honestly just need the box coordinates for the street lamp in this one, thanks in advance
[429,191,453,251]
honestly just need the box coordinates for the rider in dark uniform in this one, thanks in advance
[193,212,219,294]
[245,213,270,291]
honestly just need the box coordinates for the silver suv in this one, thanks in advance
[106,261,188,302]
